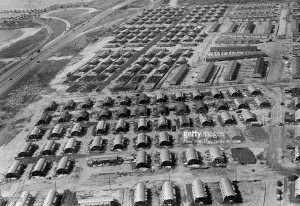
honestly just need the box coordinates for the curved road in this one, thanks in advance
[0,0,137,98]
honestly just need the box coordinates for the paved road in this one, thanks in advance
[0,0,136,99]
[0,17,53,75]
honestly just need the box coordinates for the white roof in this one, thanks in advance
[134,182,146,203]
[192,179,206,199]
[162,181,174,201]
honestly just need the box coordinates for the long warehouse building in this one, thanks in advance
[224,60,238,81]
[210,46,258,52]
[253,57,264,78]
[196,62,214,83]
[206,52,266,62]
[169,64,188,85]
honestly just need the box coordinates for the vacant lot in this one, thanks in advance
[49,8,89,17]
[38,17,66,43]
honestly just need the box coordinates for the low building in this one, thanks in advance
[161,181,175,205]
[95,120,108,134]
[63,100,76,110]
[134,182,147,205]
[6,160,25,179]
[112,134,125,151]
[228,87,240,97]
[295,96,300,109]
[192,179,208,203]
[120,96,130,106]
[176,102,188,115]
[116,118,128,133]
[209,147,225,164]
[43,189,60,206]
[14,191,32,206]
[42,140,56,156]
[234,97,248,109]
[156,103,168,115]
[36,112,51,125]
[295,177,300,198]
[64,138,76,154]
[158,131,172,147]
[18,142,35,158]
[137,133,150,149]
[216,100,229,111]
[50,124,63,139]
[227,126,244,141]
[136,105,149,117]
[81,98,93,109]
[196,62,214,83]
[224,60,238,81]
[158,116,170,130]
[138,118,148,132]
[199,114,213,126]
[219,177,236,202]
[32,158,49,177]
[28,126,43,140]
[175,91,185,102]
[169,64,188,85]
[138,93,149,105]
[254,95,269,107]
[99,108,110,120]
[58,111,71,123]
[44,101,58,112]
[193,90,204,100]
[221,111,234,124]
[247,85,260,96]
[253,57,264,78]
[195,101,208,113]
[185,147,201,166]
[71,123,83,136]
[136,150,150,169]
[90,136,105,152]
[241,109,256,122]
[211,88,222,98]
[179,115,191,128]
[103,96,113,107]
[160,149,173,167]
[76,110,89,122]
[56,156,73,175]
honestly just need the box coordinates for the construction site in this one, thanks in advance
[1,0,300,206]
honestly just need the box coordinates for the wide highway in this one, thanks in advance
[0,0,136,98]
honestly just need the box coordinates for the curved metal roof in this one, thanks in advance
[219,177,235,198]
[160,149,171,163]
[116,119,126,129]
[209,147,223,160]
[295,178,300,196]
[234,97,245,107]
[33,158,46,172]
[113,134,123,146]
[241,109,254,120]
[16,191,31,206]
[211,88,220,96]
[134,182,146,203]
[199,114,211,124]
[221,111,232,121]
[157,92,165,101]
[138,93,148,102]
[138,118,147,128]
[52,124,63,134]
[29,126,41,136]
[176,102,187,111]
[57,156,69,170]
[162,181,174,201]
[43,140,55,151]
[175,91,184,99]
[65,138,75,150]
[186,147,197,161]
[20,142,32,154]
[99,107,109,116]
[137,133,148,144]
[71,123,83,133]
[136,150,147,164]
[227,126,241,139]
[91,136,102,148]
[7,160,21,174]
[43,189,57,206]
[192,179,206,199]
[96,120,106,130]
[158,115,168,126]
[119,105,128,114]
[159,131,169,143]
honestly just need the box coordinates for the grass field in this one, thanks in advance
[58,34,89,56]
[0,28,48,58]
[127,0,150,8]
[38,17,66,43]
[49,8,89,17]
